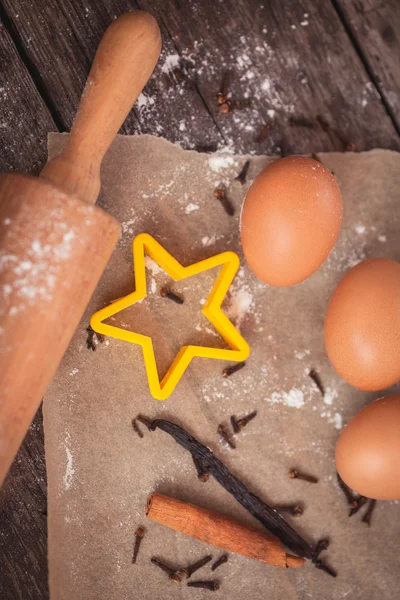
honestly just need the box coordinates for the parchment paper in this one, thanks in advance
[44,135,400,600]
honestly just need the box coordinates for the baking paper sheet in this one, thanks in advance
[44,134,400,599]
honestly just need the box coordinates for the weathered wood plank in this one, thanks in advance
[0,13,55,600]
[0,0,223,149]
[0,2,399,599]
[334,0,400,129]
[2,0,399,154]
[0,407,48,600]
[0,18,55,174]
[136,0,399,153]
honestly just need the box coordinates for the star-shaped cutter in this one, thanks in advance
[90,233,250,400]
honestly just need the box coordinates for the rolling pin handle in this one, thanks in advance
[41,11,161,204]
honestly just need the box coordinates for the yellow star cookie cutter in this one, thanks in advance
[90,233,250,400]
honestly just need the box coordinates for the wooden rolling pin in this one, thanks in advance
[0,11,161,485]
[146,493,305,569]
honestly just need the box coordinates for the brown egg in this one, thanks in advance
[336,395,400,499]
[240,156,342,286]
[325,258,400,391]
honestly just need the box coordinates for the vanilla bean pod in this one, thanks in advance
[150,419,314,559]
[361,499,377,526]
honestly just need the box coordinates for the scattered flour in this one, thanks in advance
[300,14,309,26]
[70,368,79,376]
[269,388,305,409]
[323,386,338,406]
[144,256,162,275]
[136,93,155,109]
[161,53,180,74]
[208,155,236,173]
[185,203,200,214]
[378,234,387,243]
[0,223,80,318]
[121,217,137,235]
[150,278,157,294]
[63,432,75,491]
[201,235,219,247]
[354,224,366,234]
[225,285,254,329]
[261,79,271,91]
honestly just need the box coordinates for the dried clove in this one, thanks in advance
[185,555,212,577]
[151,557,173,575]
[234,160,250,184]
[136,414,153,431]
[160,287,184,305]
[255,123,273,143]
[222,362,246,378]
[192,455,209,482]
[217,71,230,106]
[289,469,318,484]
[151,557,184,583]
[312,539,329,563]
[308,369,325,397]
[217,92,226,105]
[274,504,304,518]
[132,418,144,439]
[316,115,355,152]
[170,572,185,584]
[230,415,240,434]
[132,527,145,563]
[195,143,219,153]
[234,411,257,432]
[311,152,323,164]
[349,495,368,517]
[218,101,231,114]
[289,116,315,128]
[216,72,250,114]
[336,473,369,516]
[213,186,235,216]
[150,419,315,559]
[187,580,220,591]
[86,325,104,351]
[315,560,337,578]
[211,554,228,571]
[361,499,377,526]
[217,424,236,449]
[336,473,358,509]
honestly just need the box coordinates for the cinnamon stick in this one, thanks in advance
[146,492,305,569]
[151,419,313,559]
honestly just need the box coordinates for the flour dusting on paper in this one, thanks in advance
[44,135,400,600]
[63,432,75,491]
[269,387,305,409]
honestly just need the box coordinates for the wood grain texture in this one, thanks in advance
[0,19,55,174]
[335,0,400,129]
[0,0,399,598]
[122,0,400,152]
[0,407,48,600]
[41,11,161,203]
[2,0,399,154]
[0,0,222,149]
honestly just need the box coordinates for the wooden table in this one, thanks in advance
[0,1,399,597]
